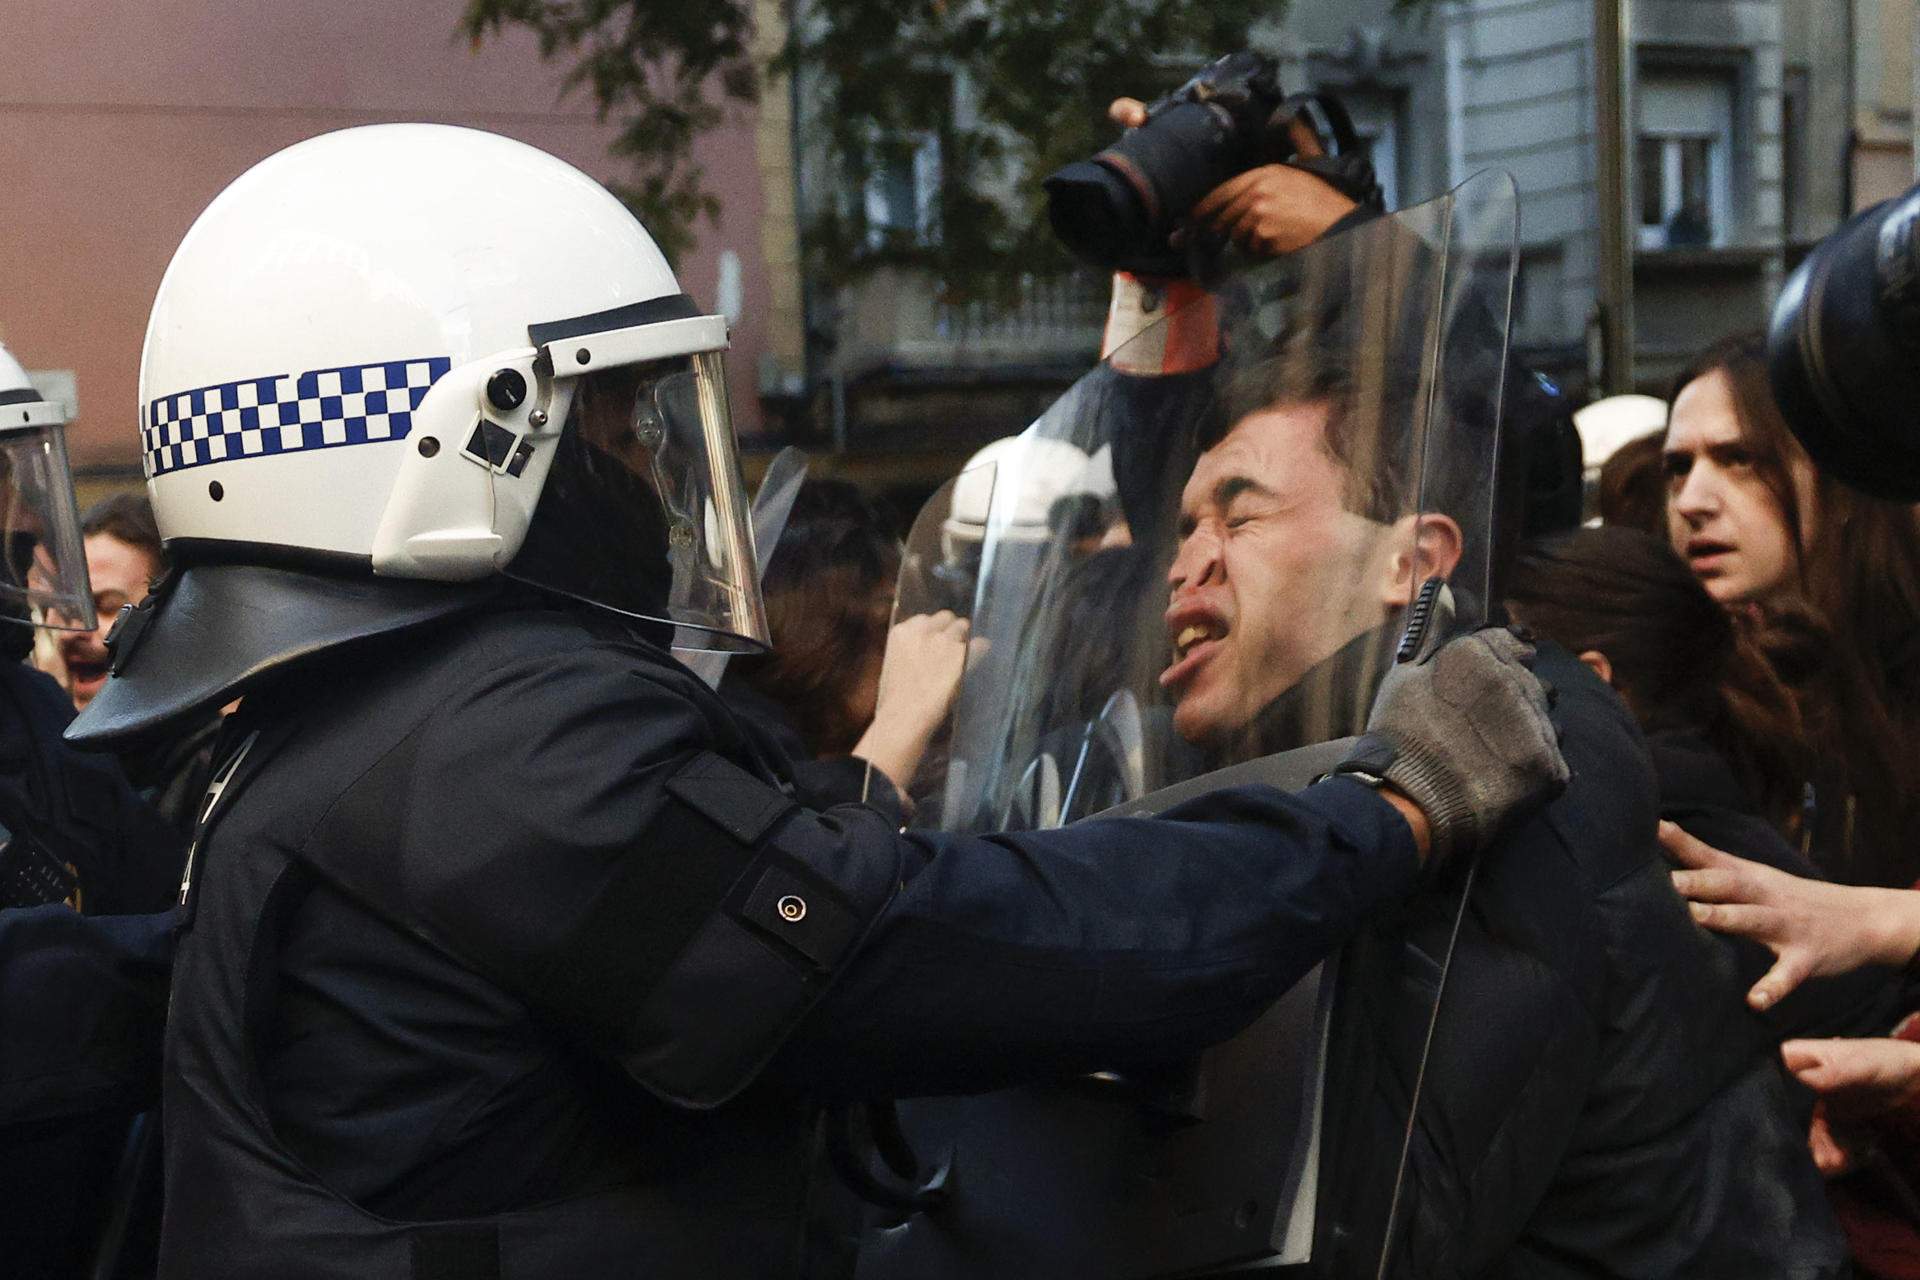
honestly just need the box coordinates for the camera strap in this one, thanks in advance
[1276,92,1385,210]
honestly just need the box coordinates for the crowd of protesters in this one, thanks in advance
[6,96,1920,1280]
[1558,330,1920,1278]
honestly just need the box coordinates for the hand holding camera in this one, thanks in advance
[1045,52,1380,277]
[1104,95,1360,259]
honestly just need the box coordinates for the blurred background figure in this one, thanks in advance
[722,478,968,807]
[0,341,180,1280]
[1571,392,1666,528]
[40,493,220,835]
[48,494,162,714]
[927,436,1109,614]
[1663,332,1920,888]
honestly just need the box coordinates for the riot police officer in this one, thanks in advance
[0,340,182,1278]
[68,124,1566,1278]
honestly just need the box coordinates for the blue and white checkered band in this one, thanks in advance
[141,357,453,479]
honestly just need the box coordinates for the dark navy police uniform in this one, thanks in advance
[159,601,1419,1279]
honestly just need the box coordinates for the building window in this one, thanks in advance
[864,130,942,251]
[1782,66,1809,241]
[1636,68,1735,250]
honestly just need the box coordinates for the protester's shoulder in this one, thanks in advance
[1644,727,1755,814]
[1463,642,1659,967]
[1528,640,1660,887]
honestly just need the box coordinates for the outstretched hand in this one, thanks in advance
[1781,1037,1920,1177]
[1354,626,1567,868]
[1663,821,1920,1010]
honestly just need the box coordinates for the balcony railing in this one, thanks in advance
[830,267,1107,378]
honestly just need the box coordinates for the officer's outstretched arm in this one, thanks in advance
[377,646,1421,1112]
[778,774,1420,1099]
[781,629,1568,1099]
[370,632,1560,1112]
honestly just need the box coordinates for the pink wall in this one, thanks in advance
[0,1,774,469]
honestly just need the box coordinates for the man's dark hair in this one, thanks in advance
[1509,527,1808,826]
[80,491,164,569]
[1212,337,1417,525]
[1198,288,1521,606]
[1597,431,1665,535]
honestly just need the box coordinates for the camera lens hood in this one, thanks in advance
[1769,187,1920,500]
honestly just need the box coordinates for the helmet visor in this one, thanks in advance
[502,348,768,651]
[3,422,93,630]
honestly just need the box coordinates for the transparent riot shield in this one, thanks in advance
[677,445,809,688]
[862,462,998,810]
[853,171,1519,1280]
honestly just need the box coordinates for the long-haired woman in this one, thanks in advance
[1662,331,1920,887]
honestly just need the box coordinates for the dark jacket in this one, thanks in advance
[156,602,1424,1278]
[1318,647,1848,1279]
[0,661,183,1280]
[1649,726,1897,1042]
[0,661,183,915]
[717,673,896,813]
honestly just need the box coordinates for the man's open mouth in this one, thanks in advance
[1173,622,1224,660]
[1161,610,1228,689]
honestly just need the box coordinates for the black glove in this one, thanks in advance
[1337,627,1567,866]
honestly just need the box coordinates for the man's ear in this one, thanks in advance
[1378,513,1465,606]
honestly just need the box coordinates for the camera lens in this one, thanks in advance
[1043,101,1245,273]
[1044,161,1153,270]
[1769,188,1920,501]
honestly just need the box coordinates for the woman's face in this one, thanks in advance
[1663,369,1818,606]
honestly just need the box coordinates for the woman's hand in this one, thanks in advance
[1781,1037,1920,1176]
[1663,820,1920,1009]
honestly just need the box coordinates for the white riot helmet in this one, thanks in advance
[76,124,766,744]
[0,342,91,630]
[1572,393,1667,521]
[939,435,1103,561]
[1573,394,1667,473]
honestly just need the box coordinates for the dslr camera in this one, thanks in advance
[1043,51,1379,277]
[1769,182,1920,501]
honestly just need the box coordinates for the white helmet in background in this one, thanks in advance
[1572,393,1667,522]
[77,124,766,744]
[940,435,1102,563]
[0,342,91,629]
[1573,394,1667,474]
